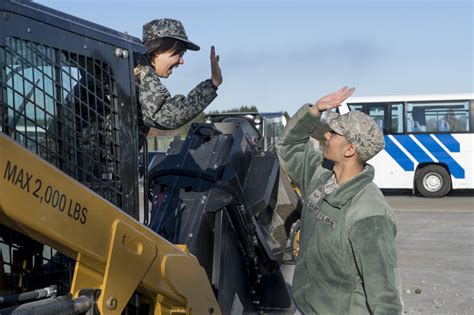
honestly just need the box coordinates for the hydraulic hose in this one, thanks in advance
[0,286,57,305]
[0,295,92,315]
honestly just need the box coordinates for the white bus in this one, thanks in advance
[341,93,474,197]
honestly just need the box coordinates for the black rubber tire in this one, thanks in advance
[415,165,451,198]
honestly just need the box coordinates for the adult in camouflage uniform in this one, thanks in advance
[135,18,222,140]
[276,87,403,315]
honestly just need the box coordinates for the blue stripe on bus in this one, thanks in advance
[434,134,460,152]
[392,135,434,164]
[414,134,465,179]
[384,136,414,171]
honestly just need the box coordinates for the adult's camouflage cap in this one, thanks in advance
[142,18,200,51]
[325,110,385,162]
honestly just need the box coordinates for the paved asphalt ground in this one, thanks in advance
[281,194,474,315]
[389,195,474,315]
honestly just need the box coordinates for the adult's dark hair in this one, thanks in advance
[145,37,187,64]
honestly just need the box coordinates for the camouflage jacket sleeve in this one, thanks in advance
[275,104,324,191]
[348,216,403,315]
[135,64,217,130]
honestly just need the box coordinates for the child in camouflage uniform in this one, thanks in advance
[277,87,403,315]
[70,19,221,185]
[135,18,223,141]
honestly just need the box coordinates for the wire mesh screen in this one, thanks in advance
[0,36,124,296]
[0,36,122,207]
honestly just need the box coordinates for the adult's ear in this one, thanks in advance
[344,143,357,159]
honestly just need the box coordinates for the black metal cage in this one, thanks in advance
[0,0,145,296]
[1,36,125,205]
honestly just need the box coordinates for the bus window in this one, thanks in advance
[407,101,470,133]
[406,105,427,132]
[390,103,404,133]
[349,104,363,111]
[367,104,387,133]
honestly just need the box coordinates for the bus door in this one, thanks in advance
[366,103,411,189]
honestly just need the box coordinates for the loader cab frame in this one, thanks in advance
[0,0,145,297]
[0,0,145,217]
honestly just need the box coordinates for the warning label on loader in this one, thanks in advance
[3,160,88,224]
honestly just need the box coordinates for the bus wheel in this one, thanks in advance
[415,165,451,198]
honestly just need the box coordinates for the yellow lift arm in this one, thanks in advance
[0,133,221,315]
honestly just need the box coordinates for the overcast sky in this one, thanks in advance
[36,0,473,115]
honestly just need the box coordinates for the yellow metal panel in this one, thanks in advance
[162,254,221,315]
[97,219,157,314]
[71,253,104,293]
